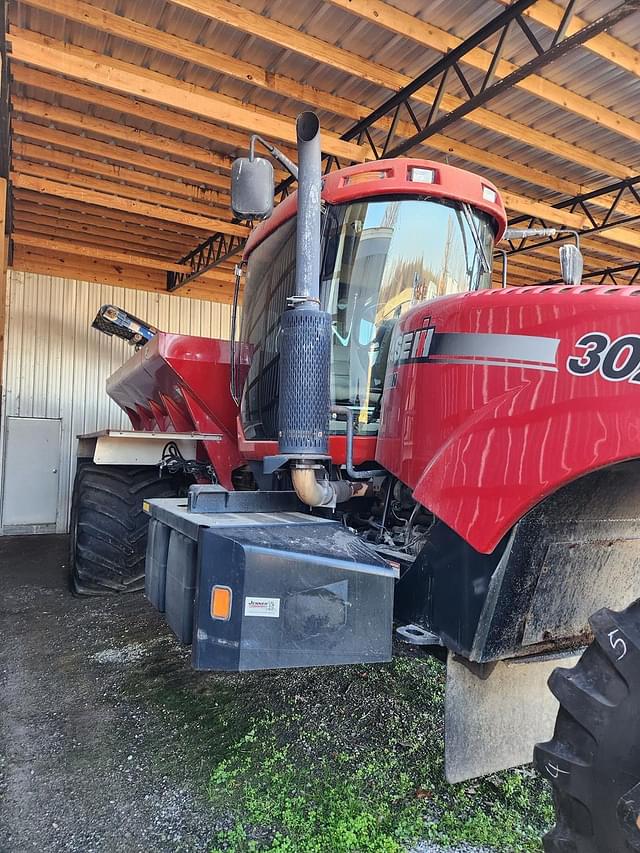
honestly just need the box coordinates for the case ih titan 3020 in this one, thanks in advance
[75,113,640,851]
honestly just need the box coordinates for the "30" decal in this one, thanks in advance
[567,333,640,382]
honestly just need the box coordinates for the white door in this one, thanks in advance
[2,417,62,529]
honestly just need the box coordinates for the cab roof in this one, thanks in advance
[243,157,507,260]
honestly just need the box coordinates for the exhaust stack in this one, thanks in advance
[277,112,332,459]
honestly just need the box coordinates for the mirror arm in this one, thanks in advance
[502,226,580,249]
[249,134,299,181]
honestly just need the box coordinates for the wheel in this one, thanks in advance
[70,463,181,595]
[534,600,640,852]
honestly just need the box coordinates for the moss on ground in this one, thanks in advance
[117,632,553,852]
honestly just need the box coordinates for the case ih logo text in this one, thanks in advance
[392,319,436,365]
[567,333,640,384]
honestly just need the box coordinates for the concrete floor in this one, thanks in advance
[0,535,220,853]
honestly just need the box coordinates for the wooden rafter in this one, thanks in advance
[10,65,297,168]
[7,28,366,163]
[11,120,228,190]
[10,102,638,250]
[12,233,198,274]
[326,0,640,142]
[11,159,232,220]
[11,59,639,224]
[11,173,249,236]
[13,246,237,302]
[13,200,203,249]
[12,141,230,206]
[12,218,193,260]
[9,56,581,201]
[12,190,220,239]
[165,0,636,179]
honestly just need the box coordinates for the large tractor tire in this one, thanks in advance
[534,600,640,852]
[70,463,180,595]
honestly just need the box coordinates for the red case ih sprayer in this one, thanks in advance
[74,113,640,851]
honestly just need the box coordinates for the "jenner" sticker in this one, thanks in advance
[244,596,280,618]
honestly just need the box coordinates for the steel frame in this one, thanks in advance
[504,176,640,256]
[167,232,245,291]
[535,261,640,287]
[168,0,640,290]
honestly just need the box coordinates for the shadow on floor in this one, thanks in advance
[0,534,221,853]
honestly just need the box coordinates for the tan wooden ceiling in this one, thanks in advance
[4,0,640,302]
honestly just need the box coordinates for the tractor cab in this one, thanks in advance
[235,158,507,446]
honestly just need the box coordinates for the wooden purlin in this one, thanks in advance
[11,173,249,236]
[11,247,237,302]
[7,28,366,163]
[164,0,636,179]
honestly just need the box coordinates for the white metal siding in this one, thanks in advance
[1,270,232,533]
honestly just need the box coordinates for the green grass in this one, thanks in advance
[201,654,554,852]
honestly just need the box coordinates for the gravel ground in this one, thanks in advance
[0,535,224,853]
[0,535,505,852]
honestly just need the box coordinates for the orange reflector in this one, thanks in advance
[345,169,390,185]
[210,585,232,621]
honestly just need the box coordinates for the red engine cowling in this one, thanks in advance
[376,284,640,554]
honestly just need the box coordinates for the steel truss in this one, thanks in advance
[504,176,640,257]
[168,0,639,289]
[536,261,640,287]
[167,232,245,291]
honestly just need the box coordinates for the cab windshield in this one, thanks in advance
[324,197,494,434]
[238,196,495,441]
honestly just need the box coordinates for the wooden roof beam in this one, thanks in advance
[11,159,233,220]
[7,28,366,163]
[327,0,640,142]
[12,119,230,190]
[165,0,635,180]
[9,44,585,202]
[11,246,236,303]
[12,65,638,224]
[13,231,233,285]
[12,140,230,207]
[11,94,235,174]
[16,104,630,243]
[13,198,205,249]
[12,214,190,259]
[11,172,249,237]
[12,232,197,274]
[12,189,219,238]
[11,65,298,170]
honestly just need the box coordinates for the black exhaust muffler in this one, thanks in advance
[278,112,331,458]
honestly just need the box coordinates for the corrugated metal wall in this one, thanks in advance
[0,270,232,533]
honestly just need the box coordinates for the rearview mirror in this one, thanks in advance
[231,156,274,220]
[559,243,584,286]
